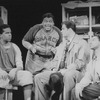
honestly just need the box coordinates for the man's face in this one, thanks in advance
[61,24,69,39]
[89,36,100,50]
[42,17,54,31]
[1,27,12,42]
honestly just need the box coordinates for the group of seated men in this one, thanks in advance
[0,13,100,100]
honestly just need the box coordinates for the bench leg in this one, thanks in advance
[5,89,8,100]
[5,89,13,100]
[8,90,13,100]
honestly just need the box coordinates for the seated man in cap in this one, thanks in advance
[45,72,63,100]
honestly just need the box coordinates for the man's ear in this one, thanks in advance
[52,22,54,26]
[69,28,72,31]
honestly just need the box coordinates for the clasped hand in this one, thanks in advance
[30,45,36,54]
[8,68,18,81]
[75,83,83,100]
[30,44,56,54]
[0,69,8,80]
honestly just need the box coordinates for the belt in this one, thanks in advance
[35,52,53,59]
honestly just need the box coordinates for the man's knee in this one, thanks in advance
[63,70,79,81]
[17,70,33,86]
[71,88,77,100]
[34,73,42,82]
[71,88,75,96]
[63,71,74,81]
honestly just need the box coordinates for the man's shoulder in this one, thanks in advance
[53,26,61,33]
[30,24,43,30]
[76,35,87,44]
[11,43,20,49]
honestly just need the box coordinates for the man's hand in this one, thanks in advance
[50,47,56,54]
[30,46,36,54]
[0,69,8,80]
[59,61,65,69]
[75,83,83,100]
[8,68,18,81]
[34,44,46,53]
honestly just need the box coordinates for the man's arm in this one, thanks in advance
[12,43,23,70]
[22,24,42,50]
[73,40,90,70]
[50,43,64,71]
[75,62,92,99]
[8,43,23,80]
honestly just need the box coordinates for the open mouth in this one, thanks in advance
[45,27,51,30]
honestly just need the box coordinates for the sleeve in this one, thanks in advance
[22,40,33,50]
[12,43,23,69]
[79,62,93,89]
[53,26,62,46]
[51,44,63,71]
[75,40,90,70]
[22,24,42,50]
[22,24,42,43]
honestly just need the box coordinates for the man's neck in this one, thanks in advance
[0,39,10,46]
[43,28,53,34]
[68,32,75,42]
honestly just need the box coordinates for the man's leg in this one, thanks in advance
[71,82,100,100]
[34,70,53,100]
[16,70,33,100]
[24,84,33,100]
[0,71,9,100]
[0,89,5,100]
[71,88,78,100]
[63,70,83,100]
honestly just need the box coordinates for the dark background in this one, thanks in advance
[0,0,68,100]
[0,0,87,63]
[0,0,69,64]
[0,0,87,100]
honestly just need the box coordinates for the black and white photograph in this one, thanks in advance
[0,0,100,100]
